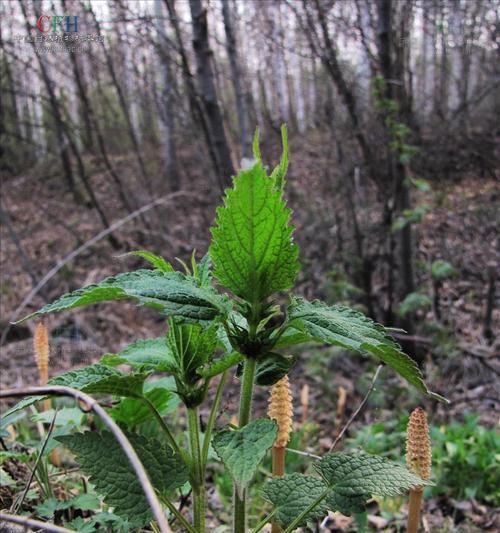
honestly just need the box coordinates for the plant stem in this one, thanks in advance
[187,407,206,532]
[142,397,191,466]
[161,496,197,533]
[201,371,228,469]
[252,509,277,533]
[271,446,286,533]
[283,488,330,533]
[407,488,423,533]
[233,357,257,533]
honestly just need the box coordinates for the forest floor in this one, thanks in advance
[1,141,498,531]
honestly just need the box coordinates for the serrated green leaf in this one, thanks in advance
[193,253,212,287]
[0,467,16,487]
[49,364,148,398]
[326,492,368,516]
[166,322,218,385]
[270,124,289,190]
[17,270,229,324]
[252,127,262,162]
[1,396,47,419]
[261,474,329,528]
[213,418,277,497]
[272,326,313,350]
[123,250,174,272]
[210,163,299,303]
[198,351,243,379]
[101,338,173,371]
[254,353,296,386]
[110,388,173,428]
[288,297,447,402]
[315,452,430,497]
[57,431,189,527]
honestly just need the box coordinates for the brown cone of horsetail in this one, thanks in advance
[406,407,431,533]
[268,375,293,533]
[34,323,60,466]
[34,323,51,412]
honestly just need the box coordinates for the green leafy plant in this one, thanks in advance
[8,126,446,532]
[348,414,499,506]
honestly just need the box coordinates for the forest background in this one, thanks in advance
[0,0,498,530]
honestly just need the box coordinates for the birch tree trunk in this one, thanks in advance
[222,0,251,159]
[154,0,180,190]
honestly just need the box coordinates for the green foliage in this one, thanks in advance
[110,378,178,428]
[166,321,218,406]
[391,204,432,232]
[348,415,499,506]
[11,126,448,533]
[210,161,299,306]
[101,337,171,370]
[57,431,189,527]
[315,452,429,497]
[261,474,329,528]
[197,351,243,379]
[288,297,446,401]
[262,452,428,529]
[253,353,296,386]
[35,493,101,518]
[430,417,499,505]
[431,260,456,281]
[398,292,432,317]
[18,270,229,324]
[123,250,174,272]
[49,364,149,398]
[213,418,277,497]
[270,124,289,190]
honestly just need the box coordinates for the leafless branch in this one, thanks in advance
[329,364,384,452]
[0,386,173,533]
[0,513,75,533]
[1,191,197,347]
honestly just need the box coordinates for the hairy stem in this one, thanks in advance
[142,397,190,465]
[187,407,205,532]
[233,357,257,533]
[201,371,228,469]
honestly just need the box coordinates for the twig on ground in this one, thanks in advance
[0,512,75,533]
[0,386,173,533]
[329,364,384,452]
[1,191,197,346]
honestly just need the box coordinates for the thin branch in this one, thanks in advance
[1,191,198,346]
[328,364,383,452]
[285,447,321,460]
[0,386,173,533]
[0,513,75,533]
[12,410,58,513]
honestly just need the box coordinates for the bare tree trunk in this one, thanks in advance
[377,0,416,353]
[222,0,251,160]
[165,0,230,191]
[189,0,234,189]
[154,0,180,190]
[85,2,151,192]
[18,2,76,199]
